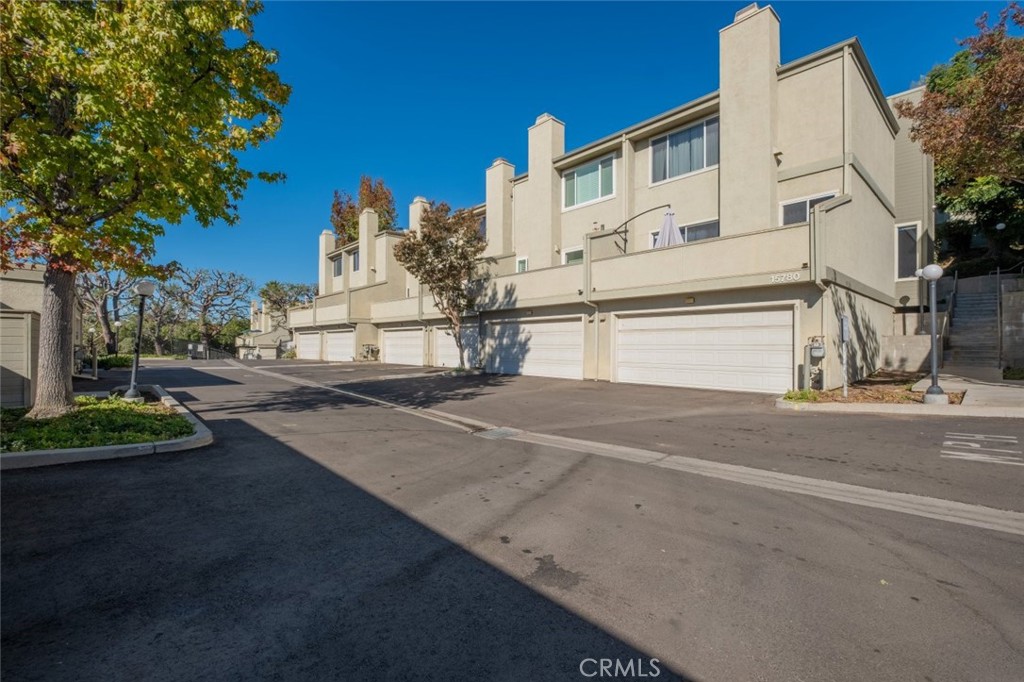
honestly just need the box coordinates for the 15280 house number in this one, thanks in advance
[769,272,801,284]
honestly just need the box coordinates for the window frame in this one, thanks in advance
[562,247,584,265]
[778,191,839,226]
[332,258,344,277]
[352,250,360,272]
[895,221,922,281]
[562,154,616,211]
[515,257,529,273]
[648,115,720,187]
[648,218,720,249]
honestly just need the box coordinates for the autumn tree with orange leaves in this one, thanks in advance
[330,176,397,244]
[894,3,1024,192]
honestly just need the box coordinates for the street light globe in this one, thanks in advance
[921,264,944,281]
[88,326,96,334]
[996,222,1006,231]
[114,320,122,329]
[135,280,157,297]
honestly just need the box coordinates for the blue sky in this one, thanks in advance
[153,1,1008,290]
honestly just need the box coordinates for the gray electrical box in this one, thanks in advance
[810,341,826,358]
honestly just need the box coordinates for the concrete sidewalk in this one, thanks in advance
[911,372,1024,409]
[777,371,1023,418]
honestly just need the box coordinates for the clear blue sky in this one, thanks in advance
[153,1,1008,291]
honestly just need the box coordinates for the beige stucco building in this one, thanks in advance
[289,3,936,393]
[1,267,85,408]
[236,299,292,360]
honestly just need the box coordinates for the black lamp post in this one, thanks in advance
[124,281,156,401]
[916,263,947,404]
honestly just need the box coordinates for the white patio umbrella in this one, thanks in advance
[653,210,684,248]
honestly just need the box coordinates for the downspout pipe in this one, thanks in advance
[583,233,600,381]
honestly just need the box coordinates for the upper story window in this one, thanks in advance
[896,223,920,280]
[564,156,614,209]
[516,257,529,273]
[651,117,719,184]
[332,258,343,277]
[780,193,837,225]
[562,247,584,265]
[650,219,720,248]
[352,250,360,272]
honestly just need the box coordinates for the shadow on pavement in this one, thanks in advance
[1,418,694,682]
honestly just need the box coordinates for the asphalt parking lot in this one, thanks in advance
[247,359,1024,512]
[3,359,1021,682]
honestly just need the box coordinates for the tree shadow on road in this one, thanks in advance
[1,418,696,682]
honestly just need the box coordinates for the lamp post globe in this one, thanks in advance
[124,281,158,401]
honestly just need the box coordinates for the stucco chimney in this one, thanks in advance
[524,113,564,268]
[484,158,514,258]
[718,3,780,235]
[318,229,334,295]
[408,196,429,233]
[359,208,379,285]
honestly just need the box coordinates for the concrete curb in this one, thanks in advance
[774,398,1024,419]
[1,386,213,471]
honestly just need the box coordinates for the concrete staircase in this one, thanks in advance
[945,290,1000,367]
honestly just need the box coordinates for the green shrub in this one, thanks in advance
[281,348,296,359]
[96,355,134,369]
[783,388,819,402]
[1004,367,1024,380]
[1,396,193,452]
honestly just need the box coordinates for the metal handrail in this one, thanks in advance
[989,260,1024,276]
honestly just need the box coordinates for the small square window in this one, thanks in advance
[516,258,529,273]
[332,259,343,277]
[563,248,584,265]
[781,194,836,226]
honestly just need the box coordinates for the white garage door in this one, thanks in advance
[382,328,424,366]
[296,332,320,360]
[325,330,355,362]
[486,317,583,380]
[434,326,480,368]
[615,308,793,394]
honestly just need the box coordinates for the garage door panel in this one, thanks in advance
[296,333,320,360]
[487,318,583,380]
[434,326,480,368]
[616,309,793,394]
[325,330,355,362]
[382,328,424,366]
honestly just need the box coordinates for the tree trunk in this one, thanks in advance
[26,264,77,419]
[449,317,465,369]
[98,298,115,354]
[153,319,164,356]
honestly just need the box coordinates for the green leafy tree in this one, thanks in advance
[330,175,397,244]
[259,280,317,315]
[393,201,487,368]
[0,0,289,417]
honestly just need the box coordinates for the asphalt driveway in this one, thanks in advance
[3,360,1022,681]
[246,360,1024,512]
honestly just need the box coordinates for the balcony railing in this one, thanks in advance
[289,307,315,327]
[590,224,810,296]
